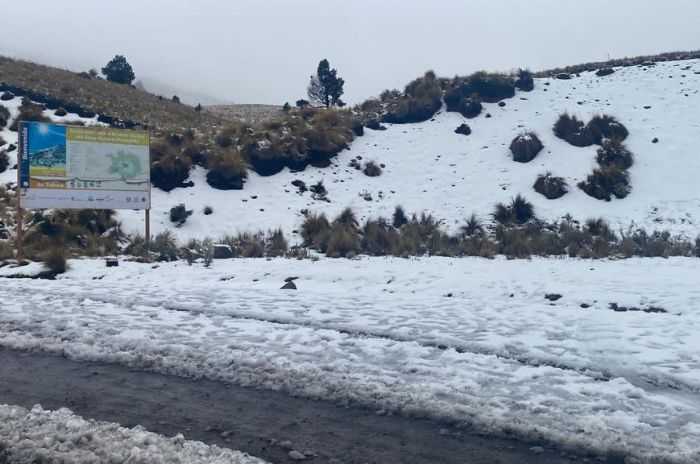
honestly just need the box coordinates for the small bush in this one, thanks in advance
[301,211,330,246]
[363,160,382,177]
[169,203,192,226]
[324,223,360,258]
[203,205,213,215]
[9,98,50,131]
[362,218,400,255]
[533,172,568,199]
[309,180,327,199]
[515,68,534,92]
[42,248,68,274]
[510,132,543,163]
[578,165,631,201]
[445,72,515,107]
[460,213,484,237]
[493,195,535,224]
[334,207,359,230]
[205,147,248,190]
[150,139,192,191]
[266,228,288,257]
[0,105,10,128]
[586,115,628,144]
[152,231,179,261]
[553,113,594,147]
[392,206,408,229]
[596,139,633,169]
[0,150,8,173]
[585,218,615,241]
[457,97,482,119]
[382,71,443,124]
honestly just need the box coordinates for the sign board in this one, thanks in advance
[18,121,150,210]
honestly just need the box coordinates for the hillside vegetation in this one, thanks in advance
[0,56,227,131]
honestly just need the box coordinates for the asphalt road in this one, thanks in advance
[0,348,624,464]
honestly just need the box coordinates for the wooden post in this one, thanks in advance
[145,209,151,249]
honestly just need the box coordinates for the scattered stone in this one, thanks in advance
[580,303,591,309]
[595,68,615,77]
[284,276,298,282]
[454,123,471,136]
[281,281,297,290]
[652,137,659,144]
[530,446,546,454]
[545,294,562,301]
[212,244,233,259]
[278,440,294,450]
[220,430,232,438]
[498,101,506,107]
[555,73,572,80]
[366,120,386,131]
[0,92,14,101]
[644,106,652,109]
[54,108,68,117]
[485,113,492,118]
[288,450,306,461]
[7,144,16,153]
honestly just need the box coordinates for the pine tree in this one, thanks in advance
[101,55,135,85]
[307,59,345,107]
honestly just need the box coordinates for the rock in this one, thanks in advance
[498,101,506,107]
[595,68,615,77]
[212,244,233,259]
[281,281,297,290]
[284,276,298,282]
[291,180,307,193]
[220,430,232,438]
[0,229,9,240]
[288,450,306,461]
[0,92,14,101]
[555,73,572,80]
[279,440,294,450]
[7,144,16,153]
[580,303,591,308]
[544,293,562,301]
[529,446,546,454]
[644,106,652,109]
[54,108,68,117]
[454,123,471,136]
[652,137,659,144]
[105,258,119,268]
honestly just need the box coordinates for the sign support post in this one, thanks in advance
[145,209,150,248]
[15,127,23,261]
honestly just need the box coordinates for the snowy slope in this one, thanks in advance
[0,403,267,464]
[1,256,700,462]
[113,59,700,242]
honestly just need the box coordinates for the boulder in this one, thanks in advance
[555,73,572,80]
[212,244,233,259]
[281,281,297,290]
[595,68,615,77]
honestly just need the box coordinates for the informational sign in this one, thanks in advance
[18,122,150,209]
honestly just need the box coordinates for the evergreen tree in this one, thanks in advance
[101,55,135,85]
[282,102,291,112]
[307,59,345,107]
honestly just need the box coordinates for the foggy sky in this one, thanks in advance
[1,0,698,105]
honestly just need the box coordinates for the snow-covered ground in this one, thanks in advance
[3,60,699,242]
[1,256,699,462]
[116,59,699,242]
[0,403,267,464]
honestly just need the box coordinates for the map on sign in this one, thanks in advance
[19,122,151,210]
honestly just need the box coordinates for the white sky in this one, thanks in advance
[1,0,698,105]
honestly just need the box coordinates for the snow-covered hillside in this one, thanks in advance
[110,59,699,242]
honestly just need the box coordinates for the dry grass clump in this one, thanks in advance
[553,113,628,147]
[381,71,443,124]
[510,132,543,163]
[596,139,633,169]
[362,160,382,177]
[493,195,535,225]
[578,165,631,201]
[533,172,568,199]
[204,146,248,190]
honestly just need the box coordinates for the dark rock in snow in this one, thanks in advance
[284,276,298,282]
[595,68,615,77]
[54,108,68,117]
[366,120,387,131]
[454,124,471,136]
[6,144,16,153]
[0,92,14,101]
[212,244,233,259]
[498,101,506,107]
[555,73,572,80]
[544,293,562,301]
[281,281,297,290]
[652,137,659,144]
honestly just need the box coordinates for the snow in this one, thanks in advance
[1,256,700,462]
[0,403,268,464]
[110,59,700,242]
